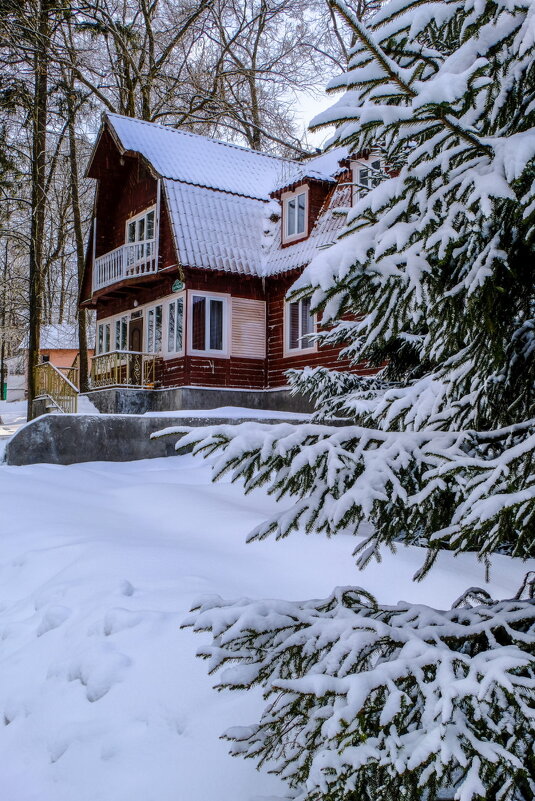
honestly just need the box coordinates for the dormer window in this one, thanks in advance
[282,186,309,244]
[352,158,382,204]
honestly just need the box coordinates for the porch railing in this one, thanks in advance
[90,351,158,389]
[93,239,157,291]
[57,353,80,389]
[34,362,79,414]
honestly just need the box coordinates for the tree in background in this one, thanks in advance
[0,0,365,388]
[175,0,535,798]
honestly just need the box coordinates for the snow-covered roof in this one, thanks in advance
[90,113,351,278]
[19,321,96,351]
[164,181,266,276]
[104,113,290,201]
[270,147,347,193]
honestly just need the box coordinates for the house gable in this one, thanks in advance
[82,113,382,395]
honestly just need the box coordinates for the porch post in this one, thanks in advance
[155,179,161,271]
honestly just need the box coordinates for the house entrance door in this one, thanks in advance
[129,316,143,351]
[128,316,143,385]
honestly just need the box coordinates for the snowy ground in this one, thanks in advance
[0,399,27,426]
[0,400,28,459]
[0,453,532,801]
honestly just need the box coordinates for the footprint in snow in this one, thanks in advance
[36,605,71,637]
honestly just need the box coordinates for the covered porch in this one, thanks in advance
[90,350,160,389]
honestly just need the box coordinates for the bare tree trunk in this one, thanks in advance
[27,0,51,419]
[0,240,7,402]
[66,87,89,393]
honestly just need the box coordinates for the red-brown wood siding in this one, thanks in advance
[94,158,156,258]
[266,271,375,388]
[180,356,265,389]
[82,127,179,307]
[96,270,264,320]
[180,271,266,389]
[182,269,264,298]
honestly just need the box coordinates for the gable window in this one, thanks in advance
[126,207,156,265]
[167,296,184,356]
[282,186,308,243]
[146,304,162,353]
[352,158,382,203]
[286,297,315,353]
[189,292,228,355]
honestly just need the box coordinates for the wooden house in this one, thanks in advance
[80,113,379,400]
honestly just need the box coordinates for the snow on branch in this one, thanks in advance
[155,419,535,572]
[184,584,535,801]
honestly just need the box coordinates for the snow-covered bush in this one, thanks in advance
[163,0,535,797]
[185,580,535,801]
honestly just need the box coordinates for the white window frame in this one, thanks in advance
[187,290,230,357]
[351,157,383,204]
[125,205,156,245]
[283,297,317,357]
[114,315,129,351]
[146,303,163,354]
[281,185,309,244]
[97,320,112,354]
[165,293,186,359]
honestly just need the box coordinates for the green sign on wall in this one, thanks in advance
[172,279,185,292]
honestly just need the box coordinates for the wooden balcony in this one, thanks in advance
[90,351,158,389]
[93,240,157,292]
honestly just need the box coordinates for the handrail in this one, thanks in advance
[93,240,157,291]
[90,350,158,389]
[34,362,79,414]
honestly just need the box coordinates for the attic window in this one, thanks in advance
[282,186,309,243]
[352,158,382,203]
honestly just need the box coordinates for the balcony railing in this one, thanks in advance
[93,239,157,291]
[90,351,158,389]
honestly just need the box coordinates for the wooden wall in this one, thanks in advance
[265,271,376,388]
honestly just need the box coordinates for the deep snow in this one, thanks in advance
[0,453,531,801]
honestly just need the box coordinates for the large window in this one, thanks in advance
[146,304,162,353]
[282,187,308,243]
[97,315,127,354]
[352,158,382,203]
[125,207,156,265]
[190,293,227,355]
[126,208,155,245]
[114,316,128,351]
[286,297,315,352]
[97,321,111,354]
[167,297,184,356]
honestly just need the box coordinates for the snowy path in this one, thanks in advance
[0,401,27,461]
[0,454,531,801]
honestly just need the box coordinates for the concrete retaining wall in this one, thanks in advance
[3,412,314,466]
[83,386,314,415]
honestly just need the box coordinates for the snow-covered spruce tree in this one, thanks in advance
[166,0,535,798]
